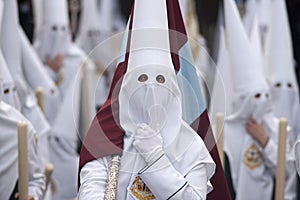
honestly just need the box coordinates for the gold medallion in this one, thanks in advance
[243,143,263,170]
[130,176,155,200]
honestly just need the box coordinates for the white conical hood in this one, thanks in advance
[224,0,268,95]
[243,0,256,35]
[0,0,22,76]
[32,0,43,42]
[266,0,297,85]
[250,17,264,77]
[0,50,21,110]
[76,0,102,53]
[79,0,100,31]
[35,0,71,60]
[257,0,272,47]
[209,27,233,120]
[265,0,300,132]
[99,0,114,33]
[128,0,173,71]
[43,0,68,25]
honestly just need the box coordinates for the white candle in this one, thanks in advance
[18,121,29,200]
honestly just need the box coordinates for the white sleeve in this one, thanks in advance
[77,158,109,200]
[27,129,46,200]
[261,138,277,174]
[139,154,211,200]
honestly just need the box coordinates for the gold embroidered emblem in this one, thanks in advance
[130,176,155,200]
[243,143,263,170]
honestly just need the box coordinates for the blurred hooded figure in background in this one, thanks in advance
[223,0,296,199]
[76,0,125,111]
[34,0,95,199]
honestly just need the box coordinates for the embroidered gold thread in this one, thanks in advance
[130,176,155,200]
[243,143,263,170]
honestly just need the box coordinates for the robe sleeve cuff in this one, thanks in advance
[138,154,187,199]
[262,139,277,167]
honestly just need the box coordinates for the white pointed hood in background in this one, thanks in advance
[43,0,68,26]
[0,0,31,107]
[98,0,114,33]
[265,0,300,135]
[0,0,21,109]
[1,0,22,77]
[209,27,233,122]
[35,0,71,60]
[257,0,272,41]
[224,0,268,97]
[98,0,125,33]
[243,0,256,35]
[266,0,298,86]
[250,17,264,77]
[76,0,101,53]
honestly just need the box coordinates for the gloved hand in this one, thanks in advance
[133,123,164,164]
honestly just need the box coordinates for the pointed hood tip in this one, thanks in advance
[224,0,268,95]
[127,0,174,71]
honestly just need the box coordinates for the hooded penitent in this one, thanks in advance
[264,0,300,139]
[223,0,297,199]
[0,0,52,168]
[36,0,86,199]
[79,0,232,199]
[0,3,45,194]
[76,0,102,54]
[35,0,71,61]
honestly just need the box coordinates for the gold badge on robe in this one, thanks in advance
[130,176,155,200]
[243,143,263,170]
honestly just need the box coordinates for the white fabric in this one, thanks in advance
[133,123,164,164]
[128,0,173,70]
[76,0,102,54]
[243,0,256,35]
[98,0,125,33]
[76,0,121,108]
[1,0,51,169]
[264,0,300,139]
[224,0,297,199]
[178,0,188,21]
[256,0,272,46]
[34,0,71,60]
[224,111,296,200]
[224,0,268,96]
[79,0,215,198]
[47,45,83,200]
[19,26,59,108]
[78,122,215,200]
[209,27,233,124]
[0,101,45,200]
[0,50,21,110]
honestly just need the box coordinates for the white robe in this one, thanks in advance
[0,101,45,200]
[78,122,215,200]
[224,113,296,200]
[44,44,94,200]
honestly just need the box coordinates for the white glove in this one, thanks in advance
[133,123,164,164]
